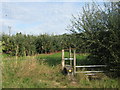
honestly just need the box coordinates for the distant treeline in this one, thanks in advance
[2,33,87,56]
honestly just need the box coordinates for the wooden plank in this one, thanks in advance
[64,58,74,60]
[62,49,65,70]
[65,65,71,67]
[69,47,72,66]
[75,71,104,73]
[73,50,76,74]
[85,74,95,76]
[64,65,72,70]
[75,65,107,68]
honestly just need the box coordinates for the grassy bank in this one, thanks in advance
[2,52,119,88]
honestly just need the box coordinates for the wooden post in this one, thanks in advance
[16,45,18,60]
[69,47,72,66]
[62,49,65,70]
[73,49,76,74]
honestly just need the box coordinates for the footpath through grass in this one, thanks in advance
[2,52,119,88]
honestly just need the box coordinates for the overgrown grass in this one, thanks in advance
[2,52,119,88]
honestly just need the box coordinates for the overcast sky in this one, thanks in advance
[1,0,109,35]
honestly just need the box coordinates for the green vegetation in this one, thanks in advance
[0,41,2,53]
[1,1,120,88]
[68,2,120,76]
[2,33,81,57]
[2,52,119,88]
[2,2,120,76]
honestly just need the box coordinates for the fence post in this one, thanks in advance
[62,49,65,70]
[69,47,72,66]
[73,49,76,74]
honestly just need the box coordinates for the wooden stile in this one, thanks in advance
[61,49,106,75]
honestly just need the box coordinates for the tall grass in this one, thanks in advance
[2,52,119,88]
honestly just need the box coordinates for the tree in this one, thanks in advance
[68,2,120,75]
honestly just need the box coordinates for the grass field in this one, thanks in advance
[2,52,119,88]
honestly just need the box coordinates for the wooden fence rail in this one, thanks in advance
[61,49,107,75]
[75,65,107,68]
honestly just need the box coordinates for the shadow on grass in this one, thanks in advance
[76,54,106,65]
[36,52,62,66]
[76,54,91,65]
[45,56,61,66]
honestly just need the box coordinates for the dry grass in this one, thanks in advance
[2,53,119,88]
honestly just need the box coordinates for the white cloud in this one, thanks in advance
[1,2,107,35]
[1,2,84,35]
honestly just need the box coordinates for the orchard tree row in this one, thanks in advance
[2,33,86,56]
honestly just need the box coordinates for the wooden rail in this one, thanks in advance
[75,65,107,68]
[75,65,106,74]
[75,71,104,73]
[64,58,74,60]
